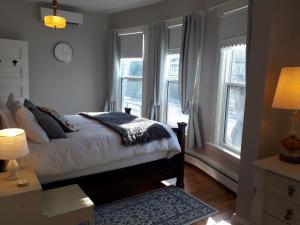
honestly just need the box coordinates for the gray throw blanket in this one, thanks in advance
[79,112,171,146]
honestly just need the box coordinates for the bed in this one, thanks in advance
[0,98,187,203]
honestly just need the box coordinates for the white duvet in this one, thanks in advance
[20,114,181,178]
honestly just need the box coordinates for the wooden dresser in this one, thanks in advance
[252,156,300,225]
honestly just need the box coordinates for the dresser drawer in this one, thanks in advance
[265,193,300,224]
[265,171,300,202]
[263,213,288,225]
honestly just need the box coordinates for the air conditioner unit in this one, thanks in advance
[40,7,83,26]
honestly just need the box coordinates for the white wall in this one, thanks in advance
[235,0,295,221]
[0,0,109,114]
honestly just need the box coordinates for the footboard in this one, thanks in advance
[171,122,187,188]
[124,109,187,188]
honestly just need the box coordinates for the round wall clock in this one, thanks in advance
[54,42,73,63]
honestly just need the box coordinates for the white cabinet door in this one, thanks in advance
[0,38,29,99]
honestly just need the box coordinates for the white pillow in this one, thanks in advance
[14,106,49,144]
[6,93,24,112]
[0,98,17,128]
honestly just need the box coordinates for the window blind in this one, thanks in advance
[120,33,144,58]
[168,26,182,54]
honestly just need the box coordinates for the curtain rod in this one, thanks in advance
[208,0,247,12]
[112,10,204,33]
[154,10,204,25]
[119,31,143,36]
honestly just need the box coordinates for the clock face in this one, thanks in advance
[54,42,73,63]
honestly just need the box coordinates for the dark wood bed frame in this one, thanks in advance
[1,109,187,204]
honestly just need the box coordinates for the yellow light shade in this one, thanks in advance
[44,15,66,29]
[0,129,29,160]
[273,67,300,110]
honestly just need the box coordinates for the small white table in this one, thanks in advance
[42,184,95,225]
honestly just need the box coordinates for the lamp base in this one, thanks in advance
[6,159,19,180]
[280,152,300,164]
[279,135,300,164]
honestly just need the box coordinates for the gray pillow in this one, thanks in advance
[24,99,66,139]
[6,93,23,112]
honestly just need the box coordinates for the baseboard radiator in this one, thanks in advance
[185,153,238,193]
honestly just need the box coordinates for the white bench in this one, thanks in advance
[42,184,95,225]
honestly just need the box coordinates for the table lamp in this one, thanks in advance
[0,129,29,180]
[272,67,300,163]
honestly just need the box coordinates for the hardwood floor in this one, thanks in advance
[183,163,236,224]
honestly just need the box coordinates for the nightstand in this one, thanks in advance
[0,168,44,225]
[252,156,300,225]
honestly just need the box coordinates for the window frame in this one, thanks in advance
[165,52,185,127]
[166,79,179,126]
[214,37,247,155]
[120,57,144,117]
[116,27,145,115]
[165,52,189,128]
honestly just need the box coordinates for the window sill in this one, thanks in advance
[206,142,241,160]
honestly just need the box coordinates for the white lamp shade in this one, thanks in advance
[272,67,300,110]
[0,129,29,160]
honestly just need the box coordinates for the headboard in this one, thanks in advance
[0,114,4,171]
[0,38,29,101]
[0,115,3,129]
[0,39,29,130]
[0,115,4,171]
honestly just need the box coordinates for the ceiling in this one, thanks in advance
[25,0,165,13]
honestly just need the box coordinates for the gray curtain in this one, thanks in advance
[146,23,168,121]
[105,31,121,112]
[179,13,203,148]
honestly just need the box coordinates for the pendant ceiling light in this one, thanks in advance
[44,0,66,29]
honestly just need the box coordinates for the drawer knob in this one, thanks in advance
[284,209,294,221]
[288,185,296,196]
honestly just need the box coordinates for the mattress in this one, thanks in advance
[20,114,181,182]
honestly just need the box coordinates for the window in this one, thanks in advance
[119,32,144,117]
[121,58,143,116]
[164,25,189,127]
[166,53,189,127]
[216,43,246,154]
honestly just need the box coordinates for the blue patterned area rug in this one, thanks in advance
[94,186,217,225]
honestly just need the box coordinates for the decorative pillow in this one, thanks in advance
[14,106,50,144]
[6,93,23,112]
[39,106,77,133]
[23,98,37,111]
[24,99,66,139]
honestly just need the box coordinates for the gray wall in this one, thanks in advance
[0,0,109,114]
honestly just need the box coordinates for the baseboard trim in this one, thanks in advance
[185,154,238,193]
[231,213,251,225]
